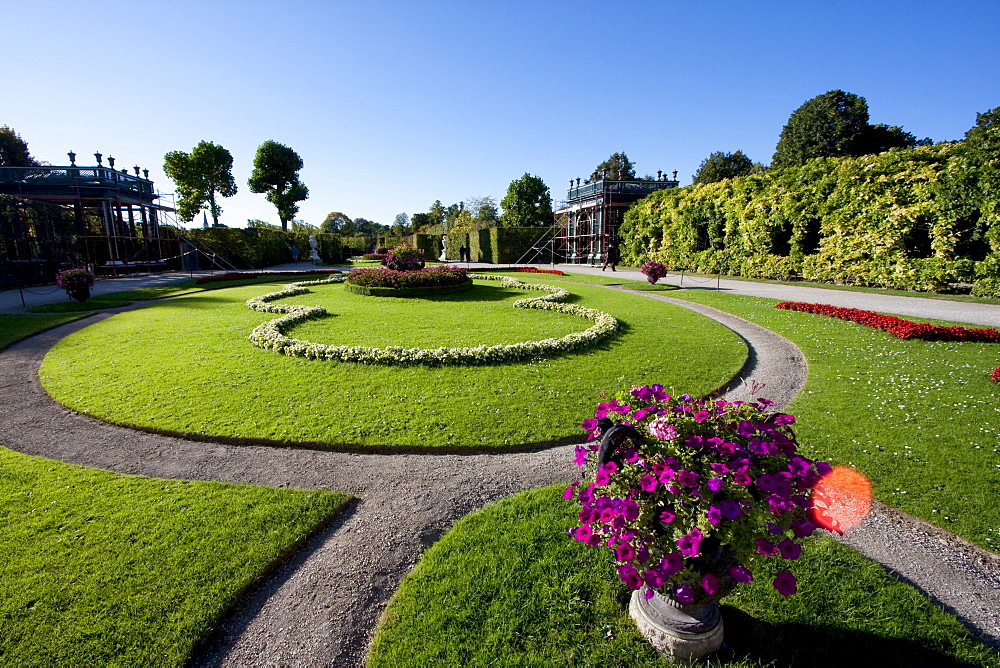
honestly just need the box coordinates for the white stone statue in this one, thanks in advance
[439,234,448,262]
[308,235,321,264]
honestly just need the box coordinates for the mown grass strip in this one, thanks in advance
[0,449,349,666]
[368,485,994,667]
[0,314,85,350]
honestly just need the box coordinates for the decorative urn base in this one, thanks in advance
[629,586,724,660]
[68,286,91,303]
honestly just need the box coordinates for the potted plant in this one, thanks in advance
[640,261,667,284]
[55,268,96,302]
[566,384,831,659]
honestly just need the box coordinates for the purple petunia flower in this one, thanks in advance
[702,573,719,596]
[616,542,636,561]
[564,483,577,500]
[693,410,711,422]
[756,473,777,494]
[729,563,754,584]
[706,505,722,525]
[737,420,756,437]
[680,394,693,402]
[720,499,743,521]
[574,525,593,542]
[792,518,818,538]
[598,507,616,523]
[777,539,802,560]
[673,584,695,604]
[755,538,778,556]
[773,570,797,596]
[573,445,588,467]
[621,499,640,522]
[640,474,658,492]
[678,470,701,488]
[595,469,611,486]
[707,477,724,492]
[733,471,752,486]
[581,418,598,432]
[617,564,643,590]
[661,551,684,576]
[643,568,665,589]
[677,527,704,557]
[659,510,676,525]
[767,522,784,534]
[773,414,796,425]
[578,508,595,524]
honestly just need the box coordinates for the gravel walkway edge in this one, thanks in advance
[0,288,997,663]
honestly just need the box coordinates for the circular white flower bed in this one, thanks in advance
[244,274,620,366]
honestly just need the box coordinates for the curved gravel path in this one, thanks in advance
[1,286,998,663]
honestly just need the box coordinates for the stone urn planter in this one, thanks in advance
[568,386,832,662]
[68,285,91,302]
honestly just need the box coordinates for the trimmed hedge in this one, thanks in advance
[177,227,343,269]
[344,280,474,297]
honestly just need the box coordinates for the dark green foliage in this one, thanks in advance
[176,226,341,269]
[411,233,442,261]
[247,141,309,232]
[772,90,872,168]
[500,173,553,227]
[621,143,998,293]
[162,141,238,225]
[320,211,352,234]
[590,151,636,181]
[692,150,756,185]
[0,126,36,167]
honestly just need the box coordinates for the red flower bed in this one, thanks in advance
[477,266,566,276]
[195,270,341,285]
[774,301,1000,343]
[992,365,1000,383]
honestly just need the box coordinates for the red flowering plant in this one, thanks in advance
[383,244,425,271]
[566,385,831,604]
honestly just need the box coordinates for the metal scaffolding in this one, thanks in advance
[552,176,679,265]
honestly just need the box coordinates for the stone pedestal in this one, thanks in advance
[629,587,724,659]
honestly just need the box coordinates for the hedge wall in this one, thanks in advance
[471,227,546,263]
[621,143,998,294]
[178,227,342,269]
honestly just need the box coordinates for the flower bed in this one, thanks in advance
[569,386,829,604]
[245,274,619,366]
[774,301,1000,342]
[344,280,474,297]
[346,265,468,289]
[195,270,341,285]
[475,266,567,276]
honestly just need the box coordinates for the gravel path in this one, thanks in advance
[1,283,998,663]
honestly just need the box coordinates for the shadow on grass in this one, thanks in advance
[719,607,979,667]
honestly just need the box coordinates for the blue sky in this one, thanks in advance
[2,1,997,228]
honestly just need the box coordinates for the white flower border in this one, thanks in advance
[244,273,620,366]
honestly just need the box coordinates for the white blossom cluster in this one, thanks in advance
[244,274,619,366]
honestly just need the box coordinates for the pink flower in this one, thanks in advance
[677,527,704,557]
[777,539,802,560]
[660,551,684,576]
[649,417,679,440]
[733,471,752,486]
[673,584,695,604]
[573,525,592,542]
[659,510,676,525]
[701,573,719,596]
[563,483,577,500]
[616,542,636,561]
[755,538,777,556]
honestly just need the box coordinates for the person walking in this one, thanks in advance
[290,246,301,264]
[602,240,619,272]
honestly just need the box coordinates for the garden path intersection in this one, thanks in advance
[0,265,997,663]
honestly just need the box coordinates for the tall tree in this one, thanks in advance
[466,196,499,228]
[163,141,238,225]
[410,212,431,232]
[500,173,553,227]
[393,212,409,231]
[320,211,352,234]
[428,200,447,226]
[248,140,309,232]
[0,126,36,166]
[692,150,756,185]
[772,90,871,168]
[590,152,636,181]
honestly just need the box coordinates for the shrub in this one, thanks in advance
[384,244,425,271]
[346,265,467,289]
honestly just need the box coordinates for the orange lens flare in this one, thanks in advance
[810,466,872,534]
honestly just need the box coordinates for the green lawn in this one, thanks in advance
[0,448,349,665]
[667,289,1000,551]
[369,485,994,667]
[0,314,86,349]
[40,277,746,449]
